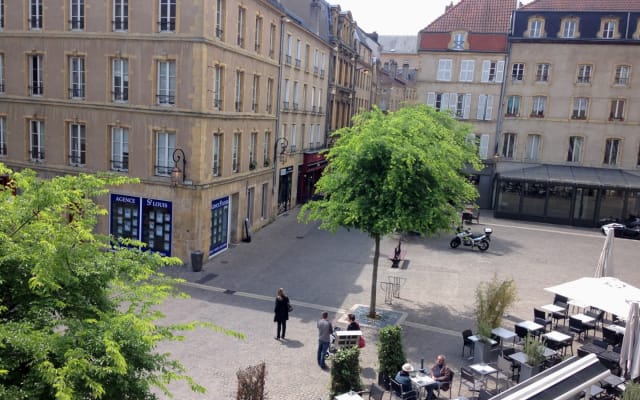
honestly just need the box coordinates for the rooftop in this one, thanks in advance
[421,0,517,33]
[522,0,640,11]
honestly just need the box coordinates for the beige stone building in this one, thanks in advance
[0,0,300,260]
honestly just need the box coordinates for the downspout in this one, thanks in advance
[273,15,287,195]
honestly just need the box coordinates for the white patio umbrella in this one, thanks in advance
[594,228,614,278]
[619,301,640,380]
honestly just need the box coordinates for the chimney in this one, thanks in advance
[445,1,454,12]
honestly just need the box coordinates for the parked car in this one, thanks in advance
[601,222,640,240]
[598,214,640,227]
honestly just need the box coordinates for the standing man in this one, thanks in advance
[317,311,333,369]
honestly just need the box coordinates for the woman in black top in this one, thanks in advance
[347,313,360,330]
[273,288,290,340]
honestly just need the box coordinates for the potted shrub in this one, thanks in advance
[622,382,640,400]
[474,275,517,363]
[520,333,545,381]
[329,346,362,399]
[377,325,406,389]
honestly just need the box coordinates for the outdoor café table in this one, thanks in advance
[492,327,517,354]
[578,342,606,356]
[607,324,626,335]
[469,363,498,391]
[570,313,596,324]
[543,330,572,356]
[334,391,363,400]
[540,303,564,314]
[510,348,557,366]
[411,372,435,397]
[516,320,545,337]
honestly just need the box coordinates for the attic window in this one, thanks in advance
[451,32,466,50]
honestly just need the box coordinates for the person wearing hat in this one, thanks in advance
[394,362,416,398]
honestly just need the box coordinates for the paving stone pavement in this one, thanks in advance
[156,209,640,399]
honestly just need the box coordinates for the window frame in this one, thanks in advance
[0,116,6,156]
[572,97,589,120]
[501,133,516,159]
[112,57,129,102]
[437,59,452,81]
[216,0,225,39]
[232,132,240,173]
[531,96,546,118]
[29,119,45,162]
[236,6,245,48]
[158,0,176,33]
[111,126,129,172]
[29,54,44,96]
[603,138,620,166]
[610,99,625,121]
[212,132,221,176]
[69,56,86,100]
[567,136,583,163]
[536,63,550,82]
[263,131,270,167]
[234,70,244,112]
[506,95,521,117]
[213,64,223,110]
[69,122,86,166]
[155,130,176,176]
[113,0,128,31]
[251,74,259,112]
[614,65,630,85]
[577,64,592,84]
[157,60,176,106]
[561,18,578,38]
[254,15,262,53]
[526,134,541,161]
[459,60,474,82]
[30,0,43,30]
[0,53,4,93]
[529,18,543,38]
[70,0,85,31]
[511,63,525,82]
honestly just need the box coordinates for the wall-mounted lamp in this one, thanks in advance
[171,148,187,185]
[275,136,289,163]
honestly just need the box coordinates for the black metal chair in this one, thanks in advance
[569,316,587,341]
[362,383,386,400]
[551,301,569,327]
[514,324,529,343]
[584,309,605,335]
[389,377,418,400]
[534,308,553,332]
[461,329,474,357]
[602,326,621,347]
[458,367,484,396]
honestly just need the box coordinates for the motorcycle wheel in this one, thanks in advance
[450,237,461,248]
[477,239,490,252]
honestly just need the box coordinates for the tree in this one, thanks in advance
[299,105,481,317]
[0,165,243,399]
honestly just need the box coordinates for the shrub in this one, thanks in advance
[236,362,267,400]
[377,325,406,385]
[329,346,362,398]
[475,275,517,338]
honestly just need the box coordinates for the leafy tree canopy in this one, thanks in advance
[0,165,242,400]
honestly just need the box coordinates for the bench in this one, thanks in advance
[388,250,407,268]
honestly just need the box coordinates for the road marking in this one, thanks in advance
[180,281,459,337]
[488,222,601,238]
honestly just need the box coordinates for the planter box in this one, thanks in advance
[519,363,541,382]
[473,339,498,364]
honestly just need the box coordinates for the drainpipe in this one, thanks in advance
[273,15,288,195]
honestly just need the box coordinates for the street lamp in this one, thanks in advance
[171,148,187,185]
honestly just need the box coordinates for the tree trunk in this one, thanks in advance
[369,235,380,319]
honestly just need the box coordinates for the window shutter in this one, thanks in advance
[496,61,505,83]
[485,95,494,120]
[449,93,457,112]
[477,94,487,120]
[481,60,490,82]
[426,92,436,107]
[441,93,449,109]
[463,94,471,119]
[479,134,489,159]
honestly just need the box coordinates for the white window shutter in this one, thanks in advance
[449,93,457,112]
[441,93,449,109]
[426,92,436,107]
[477,94,487,119]
[463,94,471,119]
[496,61,505,83]
[467,60,475,82]
[481,60,490,82]
[485,95,494,120]
[479,134,490,159]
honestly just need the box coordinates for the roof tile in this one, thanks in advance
[522,0,640,11]
[422,0,517,33]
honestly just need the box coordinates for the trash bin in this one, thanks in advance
[190,250,203,272]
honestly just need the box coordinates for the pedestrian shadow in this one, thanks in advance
[280,339,304,349]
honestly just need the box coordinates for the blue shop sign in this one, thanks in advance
[210,195,230,256]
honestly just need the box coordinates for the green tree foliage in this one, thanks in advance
[329,346,362,398]
[299,105,481,316]
[0,165,243,399]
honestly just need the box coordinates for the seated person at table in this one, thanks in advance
[394,363,415,395]
[424,355,452,400]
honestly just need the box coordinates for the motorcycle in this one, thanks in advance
[449,226,492,252]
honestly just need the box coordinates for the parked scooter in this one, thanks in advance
[449,226,492,252]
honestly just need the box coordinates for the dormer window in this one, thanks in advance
[527,17,545,38]
[560,17,579,38]
[450,31,467,50]
[599,18,619,39]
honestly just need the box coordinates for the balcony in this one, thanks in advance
[609,114,624,121]
[158,20,176,32]
[156,94,175,105]
[255,43,261,53]
[530,111,544,118]
[285,55,292,65]
[30,151,45,162]
[252,102,258,112]
[213,97,222,110]
[68,154,85,167]
[571,112,587,120]
[29,84,44,96]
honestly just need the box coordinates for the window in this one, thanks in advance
[158,0,176,32]
[0,0,4,30]
[577,64,592,83]
[254,15,262,53]
[70,0,84,30]
[236,6,245,47]
[213,65,223,110]
[69,56,85,99]
[113,0,128,31]
[263,131,270,166]
[459,60,474,82]
[266,78,273,113]
[531,96,546,117]
[426,92,447,111]
[295,39,302,67]
[249,131,256,167]
[269,23,275,58]
[602,20,617,39]
[317,89,322,113]
[320,52,326,77]
[30,0,43,29]
[112,58,128,102]
[506,95,521,116]
[529,19,543,38]
[251,75,259,112]
[29,55,43,96]
[292,81,299,110]
[261,182,268,219]
[232,132,239,173]
[0,116,6,156]
[437,59,452,81]
[283,79,290,109]
[536,63,550,82]
[290,124,296,151]
[452,32,465,50]
[475,134,490,159]
[455,93,471,119]
[501,133,516,159]
[481,60,504,83]
[30,120,45,162]
[111,126,128,171]
[526,134,541,161]
[216,0,225,39]
[212,133,221,176]
[561,18,577,38]
[313,49,319,74]
[302,84,307,111]
[511,63,525,81]
[610,99,625,120]
[157,60,176,105]
[285,34,292,64]
[310,86,316,111]
[567,136,583,162]
[305,44,310,70]
[476,94,493,121]
[0,53,4,93]
[604,138,620,166]
[234,70,244,112]
[155,131,175,175]
[572,97,588,119]
[614,65,630,85]
[69,123,86,166]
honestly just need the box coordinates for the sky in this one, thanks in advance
[331,0,532,36]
